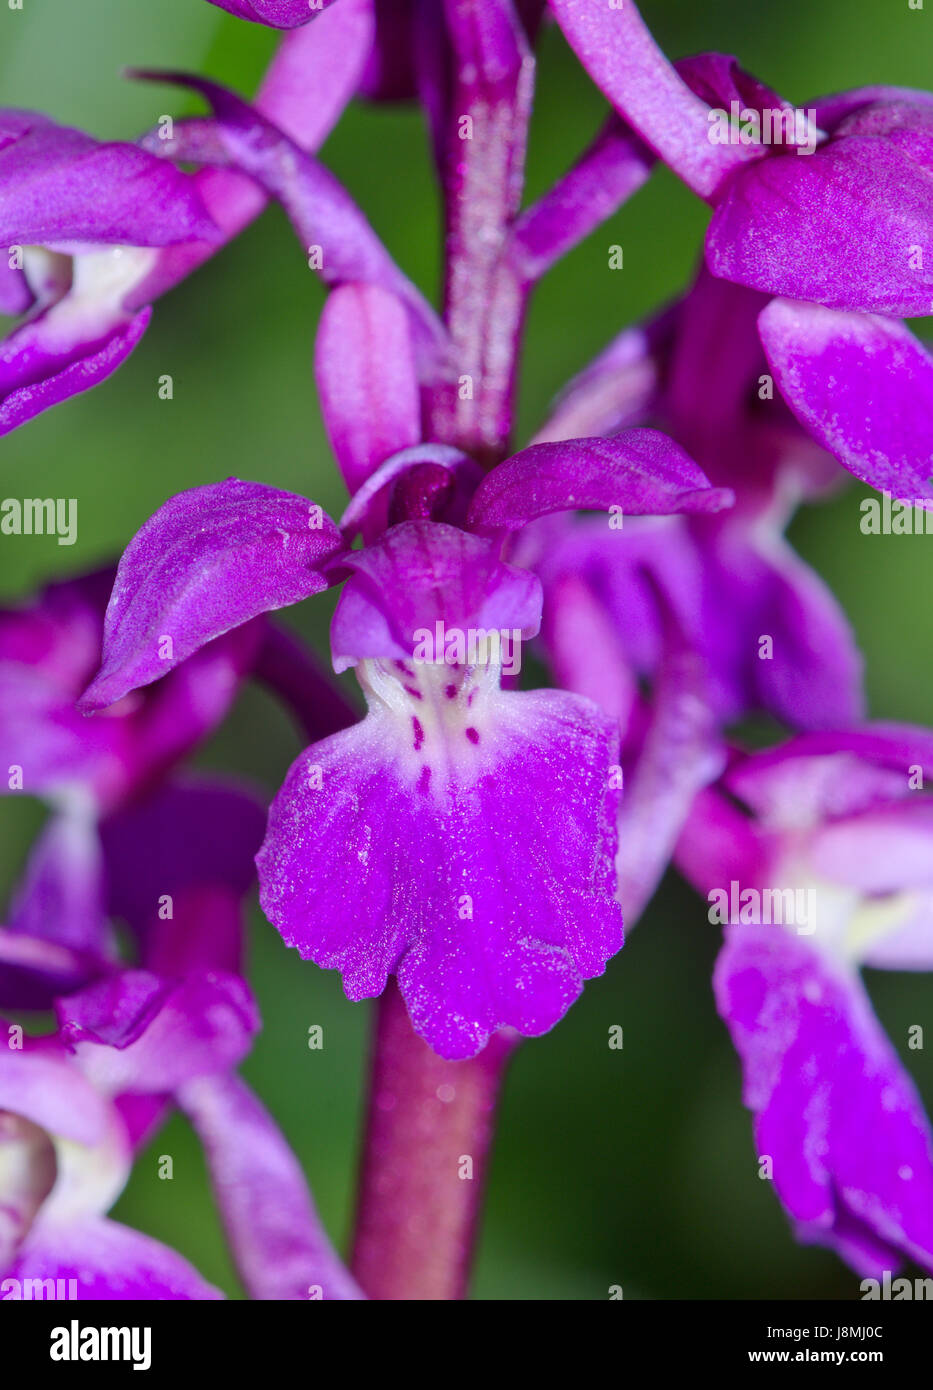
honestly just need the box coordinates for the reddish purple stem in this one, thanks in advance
[351,980,515,1300]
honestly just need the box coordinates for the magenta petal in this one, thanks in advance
[258,683,623,1059]
[807,806,933,899]
[0,568,109,689]
[7,1216,223,1299]
[759,299,933,500]
[740,725,933,787]
[80,479,343,710]
[330,520,542,672]
[0,261,32,315]
[315,284,421,495]
[467,430,733,534]
[339,444,481,545]
[8,811,105,952]
[715,926,933,1275]
[707,131,933,315]
[56,970,259,1093]
[0,305,150,438]
[548,0,751,198]
[813,87,933,133]
[0,935,106,1013]
[0,112,216,247]
[539,559,639,726]
[178,1072,364,1300]
[207,0,335,26]
[676,52,788,123]
[724,729,933,828]
[736,528,866,729]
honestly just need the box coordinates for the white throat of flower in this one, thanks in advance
[22,243,156,344]
[355,657,504,797]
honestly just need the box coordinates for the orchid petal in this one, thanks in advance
[759,299,933,500]
[0,1049,111,1146]
[715,925,933,1275]
[330,520,541,673]
[79,479,343,711]
[548,0,753,198]
[315,284,421,496]
[56,969,259,1094]
[0,304,150,438]
[467,431,733,533]
[617,643,724,927]
[707,128,933,316]
[258,683,622,1059]
[207,0,336,27]
[0,110,216,247]
[0,810,109,1010]
[6,1215,223,1299]
[178,1072,364,1300]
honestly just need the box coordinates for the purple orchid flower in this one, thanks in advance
[3,971,360,1299]
[77,423,731,1059]
[0,5,374,436]
[550,0,933,316]
[0,1031,222,1299]
[676,726,933,1275]
[0,110,216,435]
[8,0,932,1304]
[546,3,933,508]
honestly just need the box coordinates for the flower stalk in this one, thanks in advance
[351,980,516,1300]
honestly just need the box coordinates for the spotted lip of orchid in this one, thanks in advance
[257,519,624,1060]
[678,728,933,1277]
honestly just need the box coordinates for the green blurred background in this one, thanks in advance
[1,0,931,1299]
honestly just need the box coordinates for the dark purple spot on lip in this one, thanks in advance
[417,766,431,794]
[404,685,423,700]
[445,684,457,700]
[465,726,480,745]
[412,716,425,751]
